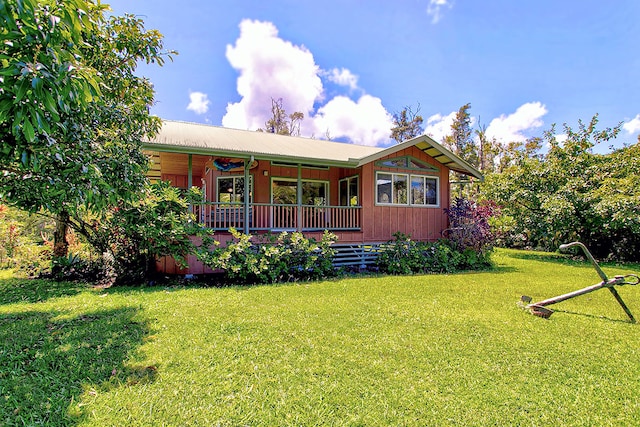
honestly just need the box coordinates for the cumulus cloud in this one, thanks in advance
[427,0,452,24]
[311,95,394,146]
[423,111,458,143]
[221,19,393,146]
[623,114,640,135]
[485,102,548,143]
[222,19,323,130]
[187,91,210,114]
[324,67,359,91]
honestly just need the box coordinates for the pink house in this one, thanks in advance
[144,120,482,274]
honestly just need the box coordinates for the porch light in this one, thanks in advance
[263,170,269,176]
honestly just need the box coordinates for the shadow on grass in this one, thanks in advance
[502,249,640,272]
[0,277,89,305]
[0,306,154,426]
[547,308,635,325]
[502,249,573,264]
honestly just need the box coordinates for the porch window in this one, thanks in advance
[339,176,359,206]
[217,176,252,204]
[376,172,438,206]
[272,179,328,205]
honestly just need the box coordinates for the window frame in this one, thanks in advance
[216,175,253,205]
[339,175,360,207]
[271,177,330,206]
[375,171,439,207]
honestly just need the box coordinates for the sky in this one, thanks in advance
[106,0,640,152]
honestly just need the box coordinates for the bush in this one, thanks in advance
[444,198,500,257]
[85,181,215,285]
[376,233,467,275]
[199,228,337,284]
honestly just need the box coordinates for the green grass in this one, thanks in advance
[1,249,639,426]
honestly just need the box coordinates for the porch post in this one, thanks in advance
[297,164,302,231]
[244,156,253,234]
[187,154,193,188]
[187,154,193,212]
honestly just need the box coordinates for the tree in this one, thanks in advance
[443,103,478,167]
[0,1,175,274]
[481,115,639,260]
[259,98,304,136]
[495,136,544,173]
[390,104,424,143]
[475,123,502,173]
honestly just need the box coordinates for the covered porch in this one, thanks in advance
[151,149,364,234]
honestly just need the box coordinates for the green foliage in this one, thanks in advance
[0,0,104,147]
[390,104,424,143]
[482,115,639,260]
[0,205,57,273]
[1,1,176,275]
[376,231,490,275]
[91,181,214,285]
[443,103,478,167]
[199,228,337,284]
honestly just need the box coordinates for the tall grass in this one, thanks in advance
[1,249,638,426]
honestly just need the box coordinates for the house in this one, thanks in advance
[144,120,483,274]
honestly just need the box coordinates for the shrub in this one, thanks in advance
[85,181,215,285]
[444,197,499,259]
[376,233,466,275]
[199,229,337,284]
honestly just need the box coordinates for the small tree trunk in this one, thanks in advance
[52,210,70,276]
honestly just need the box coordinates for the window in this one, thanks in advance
[411,176,438,206]
[377,173,408,205]
[375,156,439,173]
[376,172,438,206]
[272,179,328,206]
[339,176,359,206]
[217,176,252,204]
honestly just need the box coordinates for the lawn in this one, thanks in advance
[1,249,639,426]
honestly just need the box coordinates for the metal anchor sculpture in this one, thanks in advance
[520,242,639,322]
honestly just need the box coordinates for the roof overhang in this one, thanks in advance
[144,121,484,180]
[356,134,484,181]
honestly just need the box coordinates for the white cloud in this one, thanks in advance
[324,67,359,91]
[423,111,457,143]
[222,19,394,146]
[311,95,393,146]
[427,0,452,24]
[623,114,640,134]
[187,91,210,114]
[222,19,323,130]
[485,102,548,143]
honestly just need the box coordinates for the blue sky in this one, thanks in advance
[107,0,640,151]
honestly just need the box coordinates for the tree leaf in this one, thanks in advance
[22,118,35,142]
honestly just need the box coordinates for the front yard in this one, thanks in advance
[1,249,639,426]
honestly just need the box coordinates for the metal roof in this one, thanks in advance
[144,120,483,179]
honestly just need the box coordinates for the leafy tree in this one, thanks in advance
[481,115,639,260]
[495,137,544,173]
[390,104,424,143]
[259,97,304,136]
[0,1,175,274]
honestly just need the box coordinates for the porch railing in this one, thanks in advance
[192,202,361,232]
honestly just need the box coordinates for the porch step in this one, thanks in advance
[331,243,388,268]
